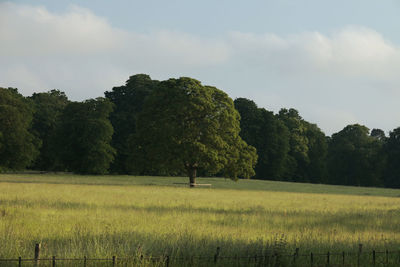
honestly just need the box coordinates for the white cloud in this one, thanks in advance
[0,2,230,99]
[1,2,400,134]
[224,27,400,134]
[0,4,120,56]
[228,27,400,80]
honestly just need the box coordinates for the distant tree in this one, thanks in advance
[383,127,400,188]
[304,122,328,183]
[0,87,39,170]
[130,77,257,186]
[370,128,387,141]
[327,124,384,186]
[105,74,159,173]
[56,98,115,174]
[30,90,69,170]
[277,108,310,181]
[234,98,290,180]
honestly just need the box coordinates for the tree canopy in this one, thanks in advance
[30,90,69,170]
[130,77,257,185]
[56,98,115,174]
[383,127,400,188]
[327,124,384,186]
[105,74,159,173]
[0,88,39,170]
[234,98,289,180]
[3,73,400,189]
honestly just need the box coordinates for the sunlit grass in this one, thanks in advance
[0,174,400,266]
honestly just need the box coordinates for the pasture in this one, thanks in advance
[0,173,400,266]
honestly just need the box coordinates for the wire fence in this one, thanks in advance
[2,244,400,266]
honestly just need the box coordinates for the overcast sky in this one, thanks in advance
[1,0,400,135]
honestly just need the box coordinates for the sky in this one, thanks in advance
[1,0,400,135]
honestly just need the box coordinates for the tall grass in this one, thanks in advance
[0,174,400,266]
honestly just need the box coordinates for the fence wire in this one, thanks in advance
[1,248,400,266]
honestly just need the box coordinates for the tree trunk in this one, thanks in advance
[188,167,197,187]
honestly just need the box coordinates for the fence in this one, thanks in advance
[1,243,400,266]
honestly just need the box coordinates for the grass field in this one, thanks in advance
[1,173,400,266]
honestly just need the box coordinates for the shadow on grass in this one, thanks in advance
[0,228,290,267]
[1,228,399,267]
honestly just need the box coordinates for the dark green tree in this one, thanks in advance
[57,98,115,174]
[30,90,69,170]
[234,98,290,180]
[277,108,310,181]
[0,88,39,170]
[370,128,387,141]
[105,74,159,173]
[304,122,328,183]
[383,127,400,188]
[327,124,384,186]
[130,77,257,186]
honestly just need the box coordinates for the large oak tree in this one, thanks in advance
[130,77,257,186]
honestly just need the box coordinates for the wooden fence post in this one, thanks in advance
[18,256,21,267]
[310,252,313,267]
[386,249,389,264]
[34,243,41,266]
[293,248,299,263]
[214,247,220,263]
[84,256,87,267]
[327,251,330,266]
[342,251,345,265]
[398,250,400,263]
[357,244,362,267]
[372,250,375,266]
[52,256,56,267]
[275,252,279,265]
[165,255,170,267]
[112,255,116,266]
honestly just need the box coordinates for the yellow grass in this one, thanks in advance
[0,174,399,266]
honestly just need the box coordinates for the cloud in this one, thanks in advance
[224,28,400,134]
[1,2,400,134]
[0,2,230,99]
[228,27,400,80]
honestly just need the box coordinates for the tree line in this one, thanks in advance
[0,74,399,188]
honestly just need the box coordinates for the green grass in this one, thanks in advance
[2,173,400,197]
[1,174,400,266]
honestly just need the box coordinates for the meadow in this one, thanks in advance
[0,173,400,266]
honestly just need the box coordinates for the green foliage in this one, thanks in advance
[370,128,386,141]
[30,90,69,170]
[383,127,400,188]
[234,98,290,180]
[130,78,257,182]
[277,108,328,182]
[56,98,116,174]
[0,87,39,170]
[327,124,384,186]
[105,74,159,173]
[1,73,397,188]
[304,122,328,183]
[277,108,310,180]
